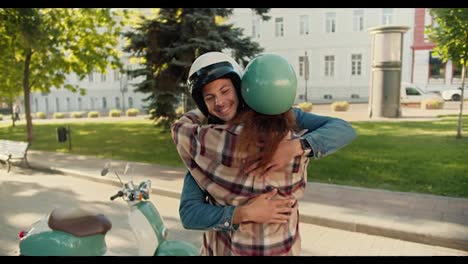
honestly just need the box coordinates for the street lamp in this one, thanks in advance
[120,71,128,113]
[304,51,309,102]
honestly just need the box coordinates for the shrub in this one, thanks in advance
[126,108,140,117]
[109,109,121,117]
[53,112,65,119]
[421,98,444,110]
[154,116,172,130]
[36,112,47,119]
[149,109,156,116]
[0,114,3,121]
[70,112,83,118]
[331,101,349,112]
[296,102,313,112]
[88,111,100,118]
[175,106,185,117]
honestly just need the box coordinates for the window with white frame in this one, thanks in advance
[429,51,445,84]
[114,70,120,81]
[325,12,336,33]
[66,97,70,111]
[353,9,364,32]
[324,55,335,77]
[56,97,60,112]
[88,71,94,82]
[101,73,106,82]
[45,98,49,113]
[252,17,260,38]
[300,15,309,35]
[102,97,107,109]
[128,97,134,108]
[299,55,309,79]
[34,98,39,112]
[382,8,393,25]
[275,17,284,37]
[115,97,120,109]
[77,97,82,111]
[351,54,362,76]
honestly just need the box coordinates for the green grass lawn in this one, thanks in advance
[1,116,468,198]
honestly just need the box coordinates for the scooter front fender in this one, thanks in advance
[155,240,199,256]
[19,231,107,256]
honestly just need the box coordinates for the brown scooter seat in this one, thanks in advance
[48,207,112,237]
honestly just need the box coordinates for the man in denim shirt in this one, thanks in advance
[179,51,356,233]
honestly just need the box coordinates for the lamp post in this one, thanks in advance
[304,51,309,102]
[120,71,128,113]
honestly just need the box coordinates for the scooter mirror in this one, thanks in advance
[101,163,111,176]
[124,163,130,176]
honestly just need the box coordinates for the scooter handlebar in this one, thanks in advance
[110,191,124,201]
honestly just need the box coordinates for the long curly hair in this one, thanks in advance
[229,109,299,174]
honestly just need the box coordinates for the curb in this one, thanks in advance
[30,163,468,252]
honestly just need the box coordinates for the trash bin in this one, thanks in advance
[57,127,67,142]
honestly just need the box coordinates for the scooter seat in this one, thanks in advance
[48,207,112,237]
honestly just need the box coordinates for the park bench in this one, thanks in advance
[0,139,30,172]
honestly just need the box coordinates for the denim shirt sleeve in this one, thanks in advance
[292,107,357,159]
[179,171,239,231]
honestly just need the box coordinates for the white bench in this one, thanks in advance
[0,140,30,172]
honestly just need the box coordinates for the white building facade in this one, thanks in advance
[228,8,415,103]
[27,8,459,114]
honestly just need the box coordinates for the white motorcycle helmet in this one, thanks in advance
[187,51,246,123]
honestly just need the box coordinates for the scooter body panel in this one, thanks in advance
[156,240,199,256]
[20,231,107,256]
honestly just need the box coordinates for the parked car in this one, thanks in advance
[441,87,468,101]
[400,82,443,105]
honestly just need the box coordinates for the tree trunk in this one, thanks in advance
[456,64,466,139]
[9,101,15,127]
[23,48,33,143]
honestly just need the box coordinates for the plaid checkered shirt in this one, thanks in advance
[172,109,309,256]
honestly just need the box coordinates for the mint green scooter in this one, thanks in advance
[18,163,199,256]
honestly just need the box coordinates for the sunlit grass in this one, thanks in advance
[1,116,468,198]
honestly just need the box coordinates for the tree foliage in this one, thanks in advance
[426,8,468,138]
[123,8,270,122]
[0,8,124,142]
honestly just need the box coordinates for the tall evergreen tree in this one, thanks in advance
[123,8,270,122]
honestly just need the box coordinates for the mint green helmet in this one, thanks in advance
[241,53,297,115]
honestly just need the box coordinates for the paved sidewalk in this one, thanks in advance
[24,150,468,252]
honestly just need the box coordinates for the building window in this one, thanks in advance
[88,72,94,82]
[382,8,393,25]
[101,73,106,82]
[451,61,462,84]
[325,55,335,77]
[429,51,445,84]
[275,17,284,37]
[45,98,49,113]
[114,70,120,81]
[34,98,39,112]
[252,17,260,38]
[102,97,107,109]
[351,54,362,76]
[115,97,121,109]
[300,15,309,35]
[325,12,336,33]
[90,97,95,110]
[128,97,134,108]
[56,97,60,112]
[353,9,364,32]
[66,97,71,112]
[77,97,82,111]
[299,55,309,79]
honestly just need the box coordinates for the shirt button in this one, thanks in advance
[224,221,230,227]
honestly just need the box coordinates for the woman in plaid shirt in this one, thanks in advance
[172,53,355,255]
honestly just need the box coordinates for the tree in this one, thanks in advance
[426,8,468,138]
[123,8,270,122]
[0,8,124,142]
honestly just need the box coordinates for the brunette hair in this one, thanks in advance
[229,109,299,173]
